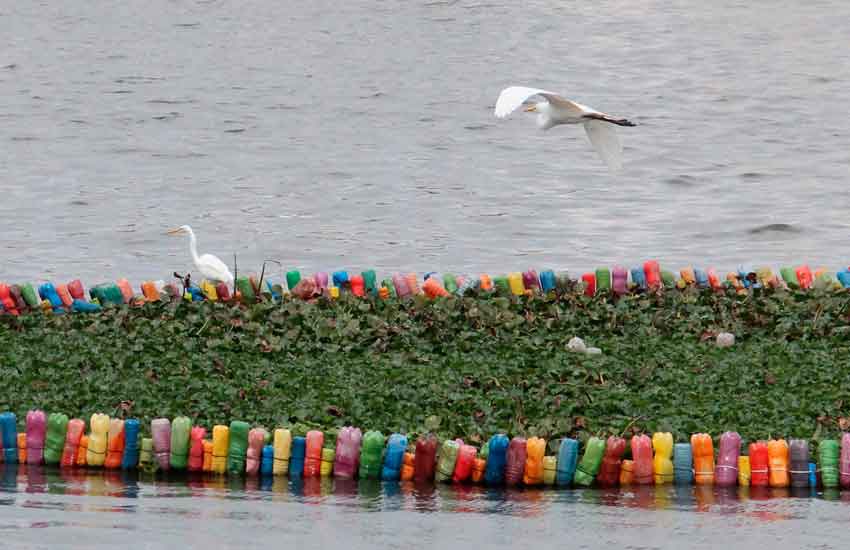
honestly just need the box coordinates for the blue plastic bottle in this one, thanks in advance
[694,269,709,288]
[630,268,646,290]
[122,419,140,469]
[556,438,579,486]
[261,445,274,476]
[290,436,306,478]
[484,434,509,485]
[332,271,349,291]
[539,271,556,293]
[38,283,64,310]
[837,270,850,288]
[381,433,408,481]
[1,413,17,463]
[673,443,694,485]
[72,300,102,313]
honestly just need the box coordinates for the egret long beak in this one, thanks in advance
[166,227,183,235]
[525,104,537,112]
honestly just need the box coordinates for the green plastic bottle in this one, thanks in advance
[361,270,378,296]
[43,413,69,465]
[170,417,191,469]
[573,437,605,486]
[442,274,458,294]
[381,279,397,298]
[227,421,250,475]
[493,276,510,295]
[90,283,124,306]
[820,439,839,488]
[595,268,611,292]
[286,271,301,291]
[236,277,255,302]
[479,437,491,460]
[140,438,157,473]
[660,271,676,289]
[780,267,800,289]
[435,440,460,483]
[358,431,385,479]
[21,284,40,308]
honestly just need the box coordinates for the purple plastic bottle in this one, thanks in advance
[522,270,540,292]
[333,427,362,479]
[612,266,629,296]
[715,431,741,487]
[841,433,850,489]
[505,437,528,486]
[25,410,47,465]
[315,272,329,292]
[151,418,172,471]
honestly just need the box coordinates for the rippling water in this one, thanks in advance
[1,1,849,285]
[1,465,849,549]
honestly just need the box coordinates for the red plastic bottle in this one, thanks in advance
[795,265,813,290]
[414,434,438,483]
[749,441,769,487]
[0,284,18,315]
[632,434,654,485]
[505,437,527,487]
[215,282,231,301]
[68,280,86,300]
[350,275,366,297]
[304,430,323,478]
[10,285,26,311]
[452,443,476,482]
[643,261,662,290]
[581,273,596,296]
[188,427,206,471]
[597,436,626,487]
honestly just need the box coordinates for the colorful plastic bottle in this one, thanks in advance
[43,413,68,465]
[479,274,493,291]
[188,427,206,472]
[200,280,218,301]
[414,434,438,483]
[749,441,769,487]
[381,434,408,481]
[391,274,411,298]
[522,270,540,292]
[631,434,654,485]
[691,433,714,485]
[116,278,133,303]
[334,426,362,479]
[795,265,813,290]
[504,437,527,486]
[139,438,154,472]
[246,428,266,475]
[522,437,545,486]
[290,436,306,478]
[595,268,611,292]
[261,445,274,476]
[472,456,487,483]
[405,273,421,295]
[55,284,73,308]
[673,443,693,485]
[630,267,646,290]
[661,270,676,288]
[314,272,329,293]
[0,284,19,315]
[768,439,789,488]
[652,433,674,485]
[738,456,751,486]
[543,456,557,485]
[789,439,809,488]
[122,419,140,470]
[0,412,17,463]
[556,438,579,486]
[169,417,191,470]
[484,434,509,486]
[273,428,292,476]
[780,267,799,289]
[203,441,213,472]
[644,261,661,290]
[453,443,476,483]
[694,269,709,288]
[506,272,524,296]
[18,433,26,463]
[620,460,634,485]
[423,277,450,298]
[841,434,850,489]
[820,439,839,489]
[581,273,596,296]
[680,267,696,286]
[435,439,460,483]
[612,267,628,295]
[212,425,229,474]
[707,268,723,290]
[837,270,850,289]
[596,436,626,487]
[105,418,126,469]
[76,435,88,466]
[332,271,349,291]
[38,283,64,311]
[321,448,335,476]
[573,437,605,486]
[493,276,510,294]
[57,418,83,468]
[25,410,47,465]
[539,271,556,293]
[401,452,415,481]
[304,430,324,478]
[715,431,741,487]
[151,418,171,471]
[349,275,366,297]
[84,413,108,467]
[227,421,250,475]
[286,270,301,292]
[140,281,160,301]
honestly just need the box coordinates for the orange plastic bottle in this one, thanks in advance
[680,267,696,286]
[17,433,26,463]
[304,430,323,478]
[405,273,421,295]
[76,435,89,466]
[55,284,74,308]
[104,419,125,469]
[400,452,415,481]
[140,281,160,301]
[768,439,789,488]
[423,277,450,298]
[471,457,487,483]
[795,265,813,290]
[61,419,85,468]
[479,275,493,291]
[581,273,596,296]
[691,433,715,485]
[523,437,546,486]
[706,268,722,290]
[619,459,634,485]
[202,440,213,472]
[188,427,206,472]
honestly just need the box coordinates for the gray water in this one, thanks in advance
[1,1,849,285]
[1,466,849,550]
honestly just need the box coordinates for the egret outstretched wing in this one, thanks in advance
[583,120,623,172]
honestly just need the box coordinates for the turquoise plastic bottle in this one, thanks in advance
[484,434,509,485]
[673,443,694,484]
[0,412,17,463]
[44,413,69,465]
[630,268,647,290]
[122,419,140,469]
[362,270,378,296]
[381,434,408,481]
[556,438,579,486]
[290,436,306,478]
[539,271,556,292]
[286,271,301,292]
[261,445,274,476]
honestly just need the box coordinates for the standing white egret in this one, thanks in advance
[166,225,234,285]
[494,86,636,171]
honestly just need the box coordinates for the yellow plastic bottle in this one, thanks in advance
[652,432,674,485]
[320,448,335,476]
[738,456,751,486]
[543,456,557,485]
[212,425,229,474]
[273,428,292,476]
[508,272,525,296]
[619,459,634,485]
[756,267,774,287]
[523,437,546,486]
[86,413,110,467]
[201,280,218,301]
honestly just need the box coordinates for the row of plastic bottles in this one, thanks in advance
[4,260,850,315]
[2,412,848,489]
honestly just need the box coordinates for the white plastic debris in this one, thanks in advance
[716,332,735,348]
[586,347,603,355]
[568,337,587,353]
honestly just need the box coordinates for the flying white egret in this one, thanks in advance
[166,225,234,285]
[494,86,636,171]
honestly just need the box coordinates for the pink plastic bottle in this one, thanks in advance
[315,272,329,292]
[841,433,850,489]
[505,437,527,487]
[26,410,47,465]
[406,273,421,295]
[188,427,206,472]
[304,430,323,478]
[522,270,540,292]
[334,427,362,479]
[631,435,654,485]
[715,431,741,487]
[392,274,411,298]
[151,418,171,471]
[452,443,477,482]
[245,428,265,475]
[612,266,628,295]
